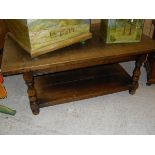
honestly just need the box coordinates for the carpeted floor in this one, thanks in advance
[0,61,155,135]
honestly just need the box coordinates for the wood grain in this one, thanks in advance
[144,20,155,85]
[23,72,39,115]
[0,20,7,49]
[2,23,155,115]
[2,24,155,75]
[34,64,132,108]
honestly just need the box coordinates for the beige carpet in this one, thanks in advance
[0,61,155,135]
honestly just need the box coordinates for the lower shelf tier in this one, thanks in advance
[34,63,132,108]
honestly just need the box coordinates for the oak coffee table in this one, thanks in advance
[2,24,155,115]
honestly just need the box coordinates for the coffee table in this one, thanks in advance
[2,24,155,115]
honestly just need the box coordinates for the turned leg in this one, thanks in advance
[129,55,147,95]
[146,82,152,86]
[23,72,40,115]
[144,56,152,86]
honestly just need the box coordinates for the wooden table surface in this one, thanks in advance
[2,24,155,75]
[2,23,155,115]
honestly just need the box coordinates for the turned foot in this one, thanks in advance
[129,89,136,95]
[30,102,40,115]
[146,82,152,86]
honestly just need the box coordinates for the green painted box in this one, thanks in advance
[100,19,144,43]
[5,19,92,57]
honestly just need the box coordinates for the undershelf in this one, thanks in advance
[34,63,132,108]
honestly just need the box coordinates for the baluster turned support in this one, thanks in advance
[23,72,40,115]
[129,54,147,95]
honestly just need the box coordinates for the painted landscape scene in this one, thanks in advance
[107,19,144,43]
[28,19,90,51]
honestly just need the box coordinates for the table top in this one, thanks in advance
[2,24,155,75]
